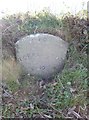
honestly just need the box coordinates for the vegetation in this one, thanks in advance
[1,10,88,119]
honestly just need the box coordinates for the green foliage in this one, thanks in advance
[37,11,60,28]
[6,80,20,93]
[21,11,61,34]
[45,67,87,110]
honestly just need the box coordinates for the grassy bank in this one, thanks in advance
[1,11,88,119]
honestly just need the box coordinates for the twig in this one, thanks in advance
[48,103,65,117]
[80,44,87,53]
[68,107,82,119]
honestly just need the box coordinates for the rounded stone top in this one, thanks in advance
[15,33,68,80]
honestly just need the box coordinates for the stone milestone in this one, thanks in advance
[15,33,68,80]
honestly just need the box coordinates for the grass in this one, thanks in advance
[2,58,21,92]
[2,11,88,118]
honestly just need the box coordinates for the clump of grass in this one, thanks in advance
[2,58,22,92]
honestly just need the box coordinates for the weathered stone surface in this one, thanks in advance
[15,33,68,79]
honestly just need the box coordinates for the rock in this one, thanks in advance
[15,33,68,80]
